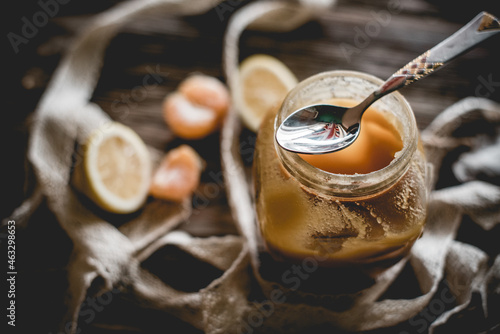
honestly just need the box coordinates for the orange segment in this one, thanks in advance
[178,74,230,118]
[150,145,203,202]
[163,93,219,140]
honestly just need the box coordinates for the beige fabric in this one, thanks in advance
[6,0,499,333]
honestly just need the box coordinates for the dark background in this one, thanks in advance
[2,0,500,333]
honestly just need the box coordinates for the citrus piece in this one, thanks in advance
[72,122,152,214]
[236,54,298,132]
[163,92,219,140]
[149,145,204,202]
[178,74,230,118]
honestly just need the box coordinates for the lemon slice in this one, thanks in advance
[235,54,298,132]
[72,122,151,214]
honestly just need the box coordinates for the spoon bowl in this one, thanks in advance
[276,11,500,154]
[276,104,358,154]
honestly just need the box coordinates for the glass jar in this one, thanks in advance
[253,70,430,273]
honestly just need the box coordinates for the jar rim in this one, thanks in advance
[275,70,418,197]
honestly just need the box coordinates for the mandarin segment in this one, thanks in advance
[162,74,230,140]
[150,145,204,202]
[163,93,219,140]
[178,74,230,117]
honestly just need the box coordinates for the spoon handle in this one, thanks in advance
[374,11,500,97]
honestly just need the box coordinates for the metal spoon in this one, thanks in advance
[276,11,500,154]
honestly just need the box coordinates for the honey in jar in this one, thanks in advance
[253,71,430,272]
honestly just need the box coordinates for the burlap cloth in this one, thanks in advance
[6,0,500,333]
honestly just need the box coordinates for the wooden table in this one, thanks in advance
[3,0,500,333]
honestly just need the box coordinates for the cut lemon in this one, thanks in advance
[235,54,298,132]
[72,122,152,214]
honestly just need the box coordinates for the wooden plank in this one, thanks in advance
[4,1,500,333]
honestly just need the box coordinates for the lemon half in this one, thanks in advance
[73,122,151,214]
[236,54,298,132]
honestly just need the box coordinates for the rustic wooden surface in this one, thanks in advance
[3,0,500,333]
